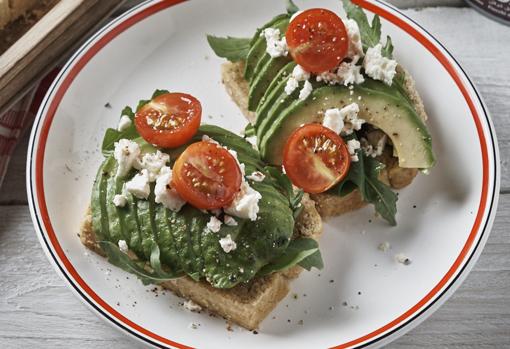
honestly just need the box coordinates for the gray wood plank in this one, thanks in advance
[0,195,508,348]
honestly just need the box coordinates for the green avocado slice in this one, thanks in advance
[260,80,435,169]
[248,56,291,111]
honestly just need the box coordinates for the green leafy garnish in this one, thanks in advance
[342,0,394,58]
[99,241,183,285]
[258,238,323,275]
[330,136,398,225]
[265,166,304,218]
[206,35,252,62]
[286,0,299,15]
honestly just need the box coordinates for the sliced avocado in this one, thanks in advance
[261,80,435,169]
[91,157,115,240]
[256,61,296,115]
[105,175,126,243]
[122,193,144,256]
[136,196,155,259]
[248,56,291,111]
[244,16,290,81]
[154,204,181,269]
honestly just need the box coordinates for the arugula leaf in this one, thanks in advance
[206,35,252,62]
[330,135,397,225]
[286,0,299,14]
[342,0,394,58]
[101,107,138,156]
[99,241,183,285]
[265,166,304,217]
[258,238,323,275]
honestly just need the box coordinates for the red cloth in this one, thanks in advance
[0,69,59,187]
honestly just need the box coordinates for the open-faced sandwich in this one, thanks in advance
[208,0,436,224]
[80,90,324,330]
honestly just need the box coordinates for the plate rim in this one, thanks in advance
[26,0,501,348]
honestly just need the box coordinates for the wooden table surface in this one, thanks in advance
[1,1,509,348]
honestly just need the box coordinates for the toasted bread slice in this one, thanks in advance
[80,193,322,330]
[221,61,424,217]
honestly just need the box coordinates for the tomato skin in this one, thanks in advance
[286,8,349,74]
[135,92,201,148]
[283,123,351,194]
[172,141,242,210]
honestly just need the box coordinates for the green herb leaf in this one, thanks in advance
[342,0,394,58]
[286,0,299,14]
[244,123,256,137]
[99,241,183,285]
[258,238,323,275]
[330,135,398,224]
[206,35,252,62]
[264,166,304,217]
[152,89,169,99]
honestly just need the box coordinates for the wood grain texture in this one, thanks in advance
[0,4,509,349]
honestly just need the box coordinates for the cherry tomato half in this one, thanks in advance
[135,92,201,148]
[286,8,349,74]
[172,141,242,210]
[283,123,351,194]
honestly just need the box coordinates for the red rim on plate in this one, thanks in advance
[27,0,499,348]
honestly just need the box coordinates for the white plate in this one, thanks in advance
[27,0,500,348]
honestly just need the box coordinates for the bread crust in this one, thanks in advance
[80,193,322,330]
[220,61,423,217]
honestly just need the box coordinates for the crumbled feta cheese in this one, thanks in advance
[126,169,150,199]
[299,80,313,100]
[154,166,185,212]
[224,181,262,221]
[285,77,299,95]
[285,65,311,95]
[219,234,237,253]
[322,108,344,134]
[223,215,238,226]
[113,194,128,207]
[138,150,170,182]
[378,241,391,252]
[363,44,398,86]
[361,135,387,158]
[117,115,132,132]
[261,28,288,58]
[345,19,364,62]
[339,103,365,135]
[347,139,361,162]
[245,135,258,150]
[227,149,245,176]
[118,239,128,253]
[336,62,365,85]
[202,134,219,144]
[206,216,222,233]
[292,65,311,81]
[395,253,412,265]
[113,139,141,177]
[246,171,265,182]
[183,300,202,312]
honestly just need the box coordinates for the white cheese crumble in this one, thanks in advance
[227,149,245,176]
[316,62,365,86]
[154,166,185,212]
[261,28,288,58]
[183,300,202,312]
[363,43,398,86]
[113,139,141,177]
[223,215,238,226]
[361,135,387,158]
[202,134,219,144]
[395,253,412,265]
[347,139,361,162]
[224,181,262,221]
[245,135,258,150]
[126,169,150,199]
[285,65,311,95]
[246,171,265,182]
[138,150,170,182]
[113,194,128,207]
[322,108,344,134]
[299,80,313,100]
[206,216,222,233]
[117,115,132,132]
[118,239,128,254]
[345,19,364,62]
[339,103,365,135]
[219,234,237,253]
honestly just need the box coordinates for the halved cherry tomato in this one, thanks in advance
[135,92,201,148]
[283,123,351,194]
[286,9,349,74]
[172,141,242,210]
